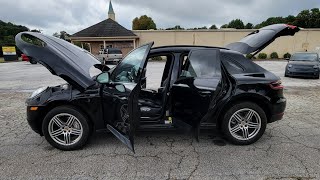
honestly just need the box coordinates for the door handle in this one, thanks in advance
[199,91,212,96]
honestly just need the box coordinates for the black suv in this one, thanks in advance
[16,24,300,152]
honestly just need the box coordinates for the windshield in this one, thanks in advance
[290,53,318,61]
[111,45,149,83]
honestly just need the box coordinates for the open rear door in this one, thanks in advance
[226,24,300,55]
[101,42,154,152]
[171,49,224,140]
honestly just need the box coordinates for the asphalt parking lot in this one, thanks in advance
[0,61,320,179]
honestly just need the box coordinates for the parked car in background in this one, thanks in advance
[21,53,37,64]
[97,48,122,64]
[285,52,320,79]
[16,24,299,152]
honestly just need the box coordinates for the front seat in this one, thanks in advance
[139,77,170,118]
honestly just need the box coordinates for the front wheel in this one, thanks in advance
[29,59,37,64]
[221,102,267,145]
[42,106,91,151]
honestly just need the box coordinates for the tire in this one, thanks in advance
[221,102,267,145]
[284,74,289,77]
[315,73,320,79]
[29,59,37,64]
[42,106,91,151]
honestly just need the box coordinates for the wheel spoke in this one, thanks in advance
[64,133,71,145]
[233,113,243,123]
[247,122,259,129]
[245,110,254,121]
[230,125,241,134]
[71,128,82,136]
[242,127,249,139]
[51,128,63,137]
[66,116,75,127]
[53,117,64,128]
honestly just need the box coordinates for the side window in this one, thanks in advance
[181,49,221,78]
[145,55,168,89]
[222,55,245,74]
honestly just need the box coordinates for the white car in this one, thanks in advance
[97,48,122,64]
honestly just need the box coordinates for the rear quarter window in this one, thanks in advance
[222,52,266,74]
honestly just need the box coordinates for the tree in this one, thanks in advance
[245,23,253,29]
[166,25,184,30]
[132,15,157,30]
[190,26,208,30]
[227,19,245,29]
[30,29,41,33]
[209,25,218,29]
[220,24,228,28]
[52,31,70,41]
[0,20,29,46]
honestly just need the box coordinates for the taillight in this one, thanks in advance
[286,24,297,29]
[270,80,284,90]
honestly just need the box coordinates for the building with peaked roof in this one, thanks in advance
[70,0,138,55]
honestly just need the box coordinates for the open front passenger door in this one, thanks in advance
[100,42,154,152]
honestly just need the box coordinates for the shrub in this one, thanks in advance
[246,54,256,59]
[151,56,163,61]
[270,52,279,59]
[283,52,291,59]
[258,53,267,59]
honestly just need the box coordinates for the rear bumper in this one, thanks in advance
[269,97,286,123]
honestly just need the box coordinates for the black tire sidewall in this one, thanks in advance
[222,102,267,145]
[42,106,90,151]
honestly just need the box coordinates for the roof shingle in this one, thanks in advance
[72,18,136,37]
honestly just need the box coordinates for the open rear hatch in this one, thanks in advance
[226,24,300,55]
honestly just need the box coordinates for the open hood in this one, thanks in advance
[15,32,101,90]
[226,24,300,55]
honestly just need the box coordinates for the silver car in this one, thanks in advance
[98,48,122,64]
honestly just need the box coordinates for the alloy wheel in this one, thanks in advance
[48,113,83,146]
[228,108,262,141]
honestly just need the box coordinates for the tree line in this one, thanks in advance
[132,8,320,30]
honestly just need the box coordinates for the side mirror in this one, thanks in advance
[96,72,110,84]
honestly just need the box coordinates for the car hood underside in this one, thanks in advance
[15,32,101,91]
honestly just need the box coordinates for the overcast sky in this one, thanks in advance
[0,0,319,35]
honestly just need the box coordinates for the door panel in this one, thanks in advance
[171,49,222,127]
[101,42,154,152]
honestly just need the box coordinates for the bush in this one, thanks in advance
[270,52,279,59]
[246,54,256,59]
[283,52,291,59]
[258,53,267,59]
[151,56,163,61]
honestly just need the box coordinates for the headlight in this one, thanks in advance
[30,87,47,98]
[288,64,293,68]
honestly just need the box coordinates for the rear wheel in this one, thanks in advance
[221,102,267,145]
[42,106,91,151]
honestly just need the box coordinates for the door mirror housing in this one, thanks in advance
[96,72,110,84]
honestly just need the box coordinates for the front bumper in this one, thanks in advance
[27,106,45,135]
[269,97,286,123]
[286,69,319,77]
